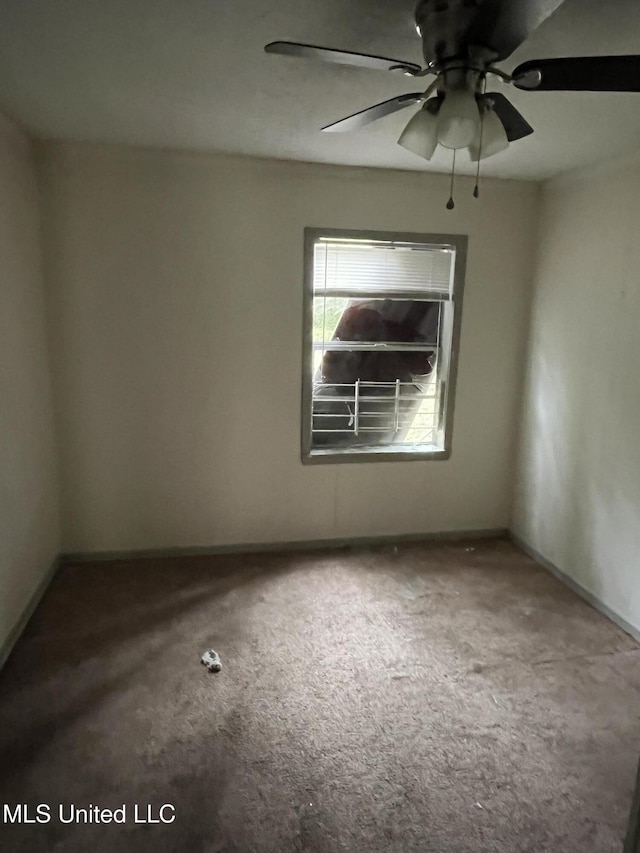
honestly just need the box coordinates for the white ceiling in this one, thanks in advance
[0,0,639,180]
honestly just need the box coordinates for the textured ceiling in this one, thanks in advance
[0,0,639,180]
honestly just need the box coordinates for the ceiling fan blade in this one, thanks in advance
[467,0,566,61]
[512,55,640,91]
[264,41,421,75]
[484,92,534,141]
[322,94,424,133]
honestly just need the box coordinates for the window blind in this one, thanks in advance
[313,240,455,299]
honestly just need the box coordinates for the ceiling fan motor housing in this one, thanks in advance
[415,0,486,66]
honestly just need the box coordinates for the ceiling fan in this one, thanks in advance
[265,0,640,201]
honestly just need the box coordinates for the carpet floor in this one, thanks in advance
[1,538,639,852]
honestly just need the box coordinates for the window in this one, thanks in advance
[301,228,467,463]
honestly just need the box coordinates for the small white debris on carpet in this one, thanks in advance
[201,649,222,673]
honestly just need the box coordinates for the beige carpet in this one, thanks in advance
[1,538,639,852]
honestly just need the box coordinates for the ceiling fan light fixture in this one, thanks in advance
[468,108,510,161]
[436,87,481,150]
[398,105,438,161]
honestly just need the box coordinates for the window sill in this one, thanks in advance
[302,445,451,464]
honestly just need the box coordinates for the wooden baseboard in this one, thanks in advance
[0,557,60,670]
[61,527,509,564]
[510,533,640,643]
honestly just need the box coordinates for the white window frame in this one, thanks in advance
[301,227,468,464]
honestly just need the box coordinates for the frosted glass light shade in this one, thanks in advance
[437,88,481,150]
[398,106,438,161]
[469,109,509,161]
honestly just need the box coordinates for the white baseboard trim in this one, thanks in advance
[0,557,60,671]
[510,533,640,644]
[61,527,509,564]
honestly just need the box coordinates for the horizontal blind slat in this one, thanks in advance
[314,240,454,297]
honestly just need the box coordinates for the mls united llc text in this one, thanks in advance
[3,803,176,824]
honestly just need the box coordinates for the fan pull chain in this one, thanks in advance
[473,113,483,197]
[474,78,487,199]
[446,149,456,210]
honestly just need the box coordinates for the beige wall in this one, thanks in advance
[0,116,60,654]
[514,150,640,633]
[40,142,539,553]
